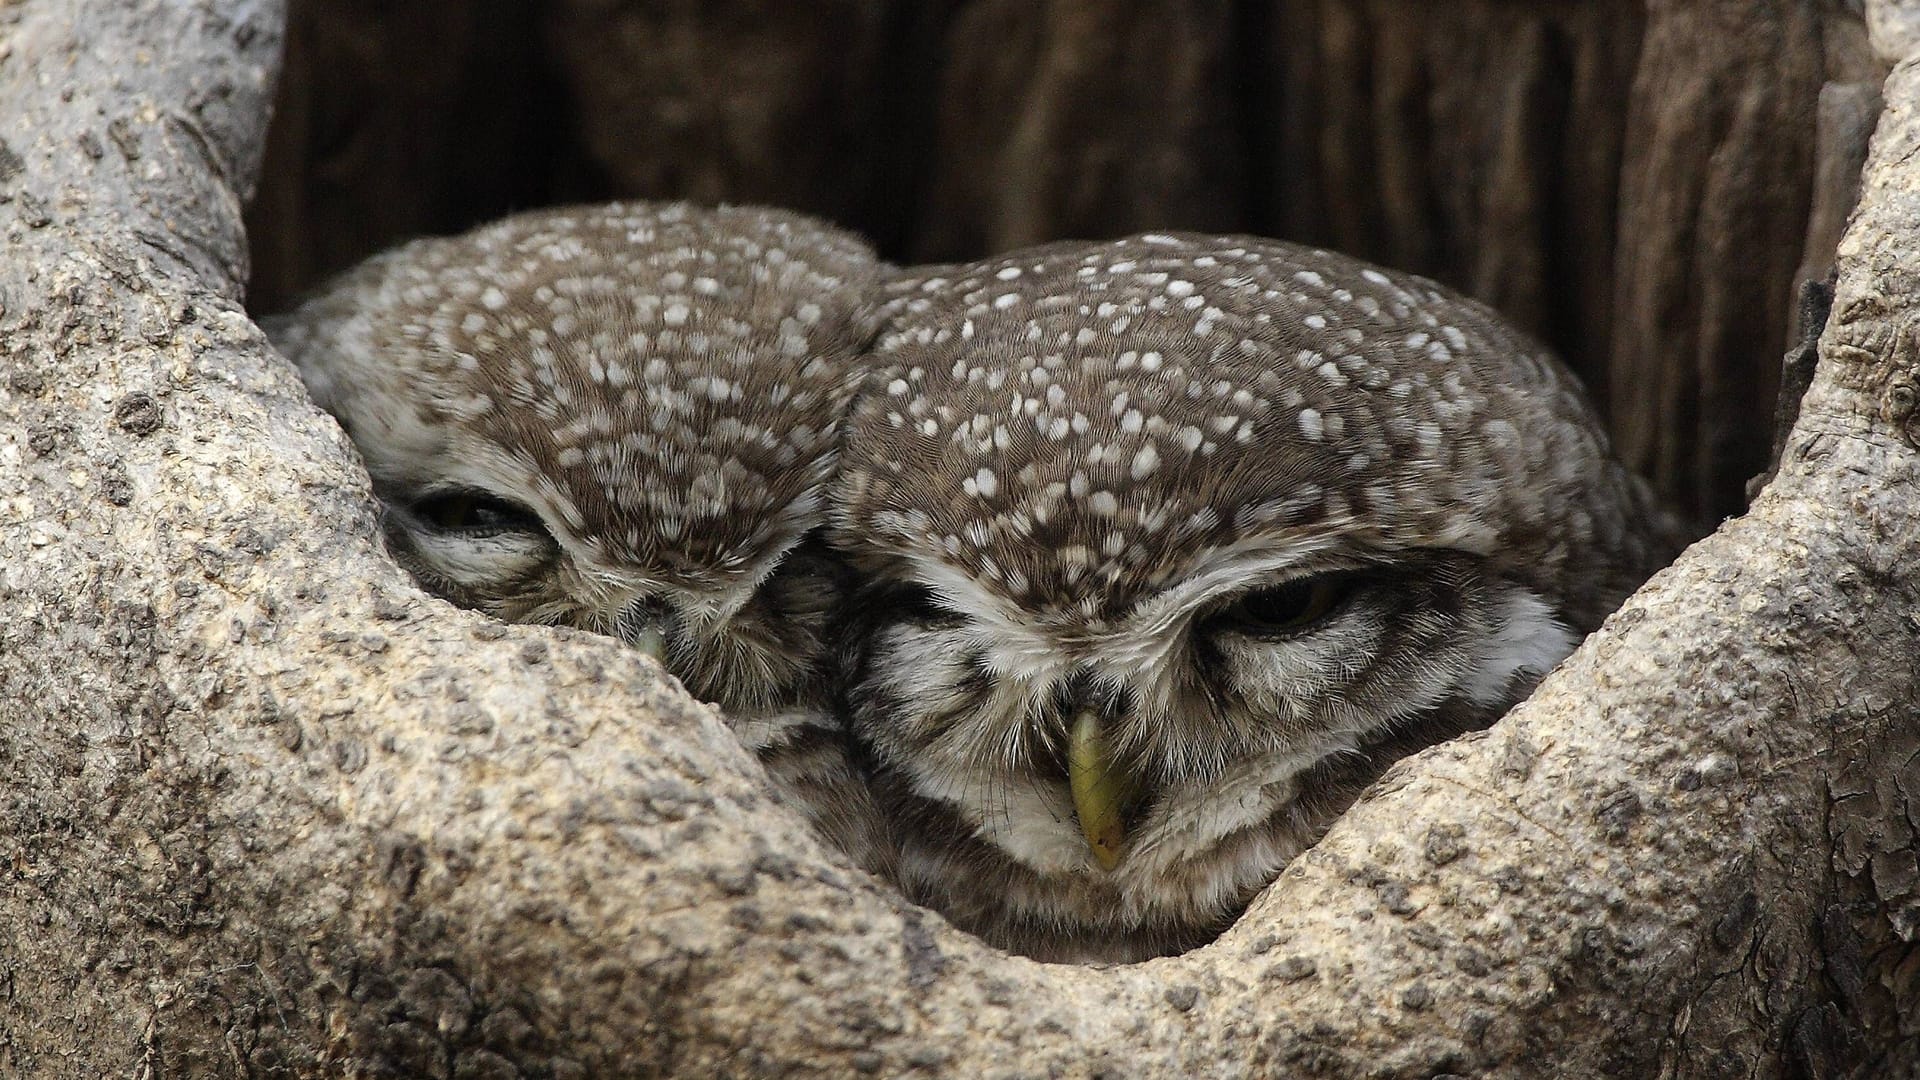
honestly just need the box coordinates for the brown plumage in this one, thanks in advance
[268,201,892,875]
[833,233,1682,961]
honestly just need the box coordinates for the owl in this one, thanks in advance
[267,201,891,872]
[832,233,1682,962]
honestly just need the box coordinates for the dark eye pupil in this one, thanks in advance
[413,492,543,534]
[1220,577,1348,635]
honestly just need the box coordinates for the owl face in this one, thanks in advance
[271,202,881,720]
[834,234,1675,961]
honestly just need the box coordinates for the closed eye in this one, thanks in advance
[410,489,548,538]
[1206,573,1360,639]
[385,486,560,594]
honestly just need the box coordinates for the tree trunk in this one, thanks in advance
[2,0,1917,1076]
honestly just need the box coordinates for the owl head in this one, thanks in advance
[831,233,1679,960]
[270,202,882,720]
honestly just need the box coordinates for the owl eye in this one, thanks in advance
[411,490,547,537]
[1213,575,1355,637]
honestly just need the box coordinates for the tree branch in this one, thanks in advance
[1,1,1915,1075]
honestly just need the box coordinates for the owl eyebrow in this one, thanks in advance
[1106,531,1359,634]
[409,478,538,504]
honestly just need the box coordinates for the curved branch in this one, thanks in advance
[1,1,1916,1076]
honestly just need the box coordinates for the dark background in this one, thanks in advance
[244,0,1879,530]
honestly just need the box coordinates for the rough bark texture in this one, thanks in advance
[4,0,1920,1077]
[245,0,1877,527]
[1607,0,1865,525]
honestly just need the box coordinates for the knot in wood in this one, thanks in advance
[1882,375,1920,448]
[1874,320,1920,448]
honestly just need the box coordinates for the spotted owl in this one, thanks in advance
[267,201,891,872]
[832,233,1682,962]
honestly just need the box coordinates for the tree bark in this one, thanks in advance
[3,0,1918,1076]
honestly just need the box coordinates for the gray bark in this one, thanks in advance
[2,0,1917,1076]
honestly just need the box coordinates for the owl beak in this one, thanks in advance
[1068,709,1135,871]
[629,623,667,662]
[616,599,670,663]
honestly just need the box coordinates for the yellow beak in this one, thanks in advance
[1068,709,1134,871]
[630,624,667,662]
